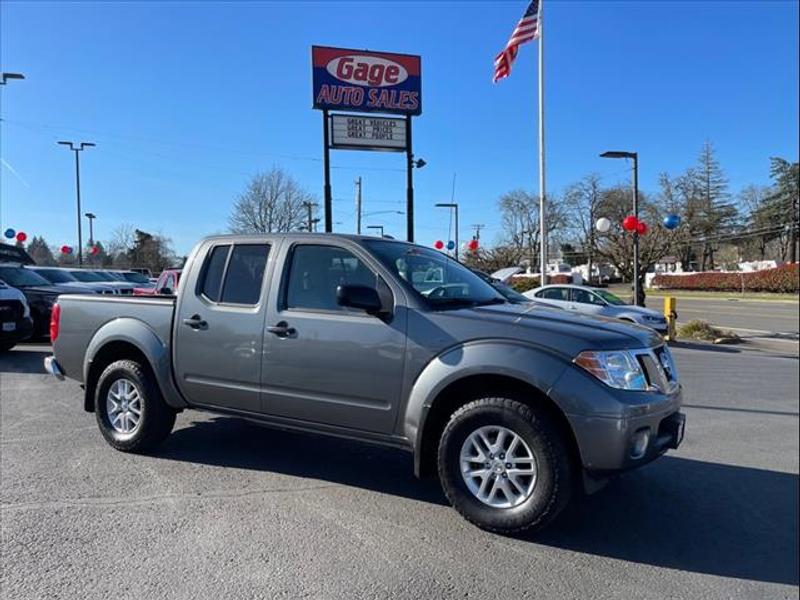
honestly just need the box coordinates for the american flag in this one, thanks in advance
[493,0,541,83]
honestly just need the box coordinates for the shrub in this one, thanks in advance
[653,264,799,293]
[677,320,738,341]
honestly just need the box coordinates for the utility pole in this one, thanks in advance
[355,177,362,235]
[58,141,96,267]
[471,224,485,241]
[302,201,317,233]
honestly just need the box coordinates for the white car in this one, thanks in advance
[525,284,668,335]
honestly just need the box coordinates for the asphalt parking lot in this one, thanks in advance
[1,342,798,600]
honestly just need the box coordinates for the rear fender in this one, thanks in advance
[84,318,187,410]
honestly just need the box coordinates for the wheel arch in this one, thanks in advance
[403,341,580,479]
[83,319,186,413]
[414,373,582,480]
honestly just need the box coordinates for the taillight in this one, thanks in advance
[50,303,61,342]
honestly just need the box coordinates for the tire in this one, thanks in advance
[94,359,176,452]
[438,397,573,534]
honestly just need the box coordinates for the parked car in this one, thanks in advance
[471,269,536,305]
[129,267,153,279]
[31,267,119,295]
[525,284,668,335]
[0,280,34,351]
[134,268,181,296]
[45,234,684,534]
[107,270,155,288]
[67,270,136,294]
[0,264,94,337]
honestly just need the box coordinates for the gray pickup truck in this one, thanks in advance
[45,234,685,533]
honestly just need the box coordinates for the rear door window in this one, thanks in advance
[220,245,270,304]
[541,287,570,301]
[199,245,230,302]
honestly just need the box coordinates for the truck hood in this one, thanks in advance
[439,301,663,353]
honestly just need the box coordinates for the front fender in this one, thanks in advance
[403,339,571,456]
[84,317,187,410]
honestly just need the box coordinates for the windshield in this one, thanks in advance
[34,269,78,284]
[69,270,104,282]
[0,266,51,287]
[364,240,505,308]
[595,289,627,306]
[119,272,150,284]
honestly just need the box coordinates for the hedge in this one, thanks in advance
[652,264,799,293]
[510,274,572,293]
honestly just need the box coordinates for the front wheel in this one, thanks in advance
[95,359,176,452]
[438,397,573,534]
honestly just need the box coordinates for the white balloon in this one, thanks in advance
[595,217,612,233]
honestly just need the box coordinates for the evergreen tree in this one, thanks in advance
[26,236,57,266]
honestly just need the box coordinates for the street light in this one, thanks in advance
[435,202,459,261]
[0,72,25,232]
[406,154,426,243]
[366,225,384,237]
[85,212,97,246]
[600,150,643,306]
[58,141,96,267]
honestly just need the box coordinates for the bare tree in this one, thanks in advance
[563,174,602,283]
[106,223,136,258]
[498,189,565,270]
[229,167,314,234]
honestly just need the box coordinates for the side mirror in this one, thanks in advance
[159,287,173,295]
[336,284,383,315]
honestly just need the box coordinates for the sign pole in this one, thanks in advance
[405,115,414,243]
[322,109,333,233]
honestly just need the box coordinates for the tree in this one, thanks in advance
[563,174,602,281]
[592,185,678,302]
[125,230,177,273]
[498,189,566,271]
[462,245,525,274]
[26,236,57,266]
[229,167,313,234]
[106,223,136,266]
[738,184,775,260]
[692,141,739,270]
[764,157,799,262]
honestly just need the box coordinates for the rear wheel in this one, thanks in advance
[438,396,573,534]
[95,359,175,452]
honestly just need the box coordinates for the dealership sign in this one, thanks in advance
[312,46,422,116]
[330,114,406,151]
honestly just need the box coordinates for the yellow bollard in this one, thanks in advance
[664,296,677,342]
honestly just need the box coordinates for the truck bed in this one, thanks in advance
[54,294,176,382]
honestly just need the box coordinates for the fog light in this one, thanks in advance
[630,429,650,459]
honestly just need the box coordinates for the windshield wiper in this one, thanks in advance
[427,297,506,310]
[474,297,507,306]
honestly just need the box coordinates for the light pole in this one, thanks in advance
[435,203,459,261]
[406,155,426,243]
[85,212,97,246]
[1,72,25,232]
[600,150,642,306]
[366,225,384,237]
[58,141,95,266]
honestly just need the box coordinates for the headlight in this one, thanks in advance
[574,350,649,391]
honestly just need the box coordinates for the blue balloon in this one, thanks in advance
[663,214,681,230]
[446,240,455,250]
[3,228,15,239]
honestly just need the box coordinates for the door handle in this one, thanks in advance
[182,314,207,329]
[267,321,296,338]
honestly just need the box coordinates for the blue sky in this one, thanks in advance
[1,0,798,255]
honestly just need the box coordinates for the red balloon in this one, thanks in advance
[636,221,648,236]
[467,239,479,252]
[16,231,27,242]
[434,240,444,250]
[90,245,100,255]
[622,216,639,232]
[61,245,71,254]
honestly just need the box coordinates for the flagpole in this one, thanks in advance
[538,2,547,285]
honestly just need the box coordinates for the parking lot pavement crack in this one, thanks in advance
[0,483,338,513]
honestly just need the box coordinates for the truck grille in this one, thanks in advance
[0,300,24,321]
[636,345,678,393]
